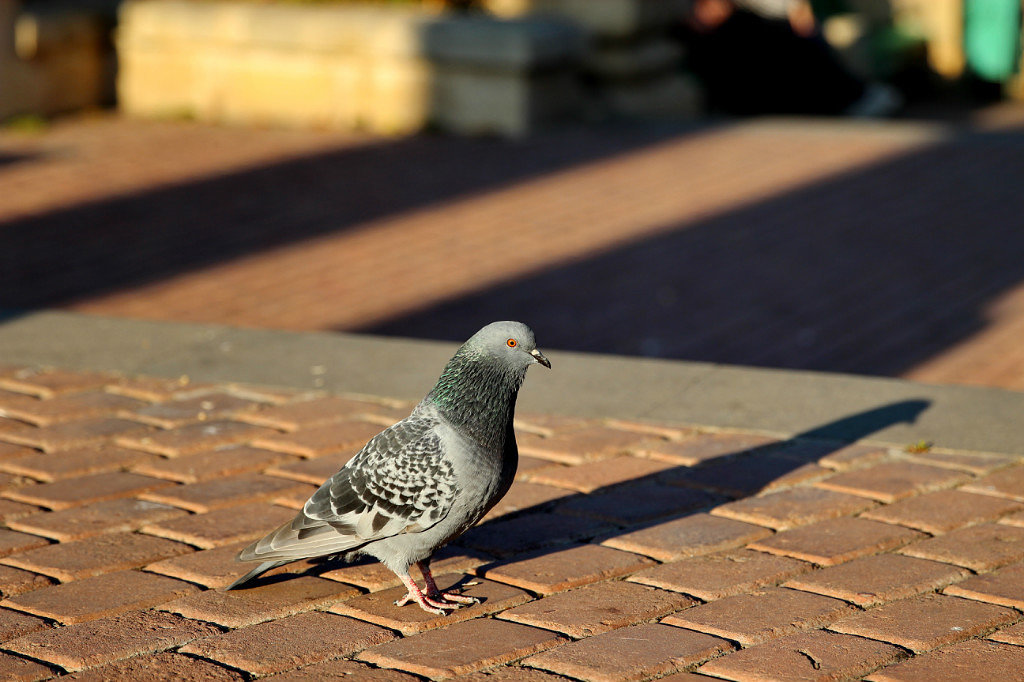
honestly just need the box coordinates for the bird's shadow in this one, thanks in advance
[281,399,931,595]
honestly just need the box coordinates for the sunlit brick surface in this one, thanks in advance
[0,365,1016,679]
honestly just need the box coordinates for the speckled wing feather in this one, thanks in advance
[238,416,459,562]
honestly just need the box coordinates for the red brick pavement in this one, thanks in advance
[0,366,1015,679]
[4,110,1024,389]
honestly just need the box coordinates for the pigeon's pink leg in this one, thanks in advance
[393,572,452,614]
[418,561,479,606]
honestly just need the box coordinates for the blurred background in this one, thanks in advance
[2,0,1024,390]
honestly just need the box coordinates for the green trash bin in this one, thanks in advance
[964,0,1021,81]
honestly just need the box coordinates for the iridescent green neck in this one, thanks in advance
[427,346,524,449]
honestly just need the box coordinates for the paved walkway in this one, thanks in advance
[0,363,1018,680]
[2,109,1024,391]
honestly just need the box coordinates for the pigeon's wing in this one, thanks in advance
[303,416,459,539]
[238,416,459,562]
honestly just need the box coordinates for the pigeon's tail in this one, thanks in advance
[231,511,367,575]
[223,560,288,591]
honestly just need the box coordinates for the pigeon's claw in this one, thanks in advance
[433,591,479,606]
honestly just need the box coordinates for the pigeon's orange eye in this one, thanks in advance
[507,338,517,348]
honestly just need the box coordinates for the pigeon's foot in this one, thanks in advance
[415,560,479,609]
[396,572,453,615]
[393,590,450,615]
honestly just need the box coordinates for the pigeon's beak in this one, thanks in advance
[530,349,551,369]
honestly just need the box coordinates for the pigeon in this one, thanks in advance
[226,321,550,614]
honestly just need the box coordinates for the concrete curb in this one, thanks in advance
[0,311,1021,455]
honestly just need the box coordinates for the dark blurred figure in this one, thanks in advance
[675,0,901,116]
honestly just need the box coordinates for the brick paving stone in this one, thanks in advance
[460,667,568,682]
[235,395,394,431]
[497,580,695,638]
[900,523,1024,571]
[331,574,531,635]
[523,456,677,493]
[656,674,720,682]
[518,426,650,465]
[814,461,969,503]
[123,392,267,428]
[160,575,358,628]
[665,587,854,647]
[116,420,278,457]
[632,433,778,466]
[861,489,1023,534]
[749,517,924,566]
[181,611,394,676]
[699,629,905,682]
[145,542,316,589]
[711,487,877,530]
[263,451,356,485]
[902,450,1017,475]
[0,392,147,427]
[514,413,595,437]
[944,561,1024,609]
[0,608,51,642]
[1,569,198,624]
[272,482,319,509]
[266,658,422,681]
[357,618,567,679]
[1,531,192,582]
[6,498,186,542]
[0,442,36,461]
[139,473,310,513]
[815,443,891,470]
[64,651,244,682]
[0,446,159,482]
[3,472,174,510]
[666,455,832,497]
[988,621,1024,646]
[0,652,53,682]
[5,609,222,672]
[999,509,1024,527]
[0,418,153,453]
[0,530,50,558]
[783,553,970,608]
[557,482,723,527]
[601,513,773,562]
[461,512,615,557]
[251,420,383,457]
[866,639,1024,682]
[222,384,313,405]
[0,566,55,599]
[962,464,1024,502]
[320,545,489,590]
[602,418,692,440]
[0,369,114,399]
[629,548,810,601]
[141,502,295,548]
[130,445,295,483]
[0,472,29,489]
[515,455,564,479]
[479,544,655,594]
[483,481,576,521]
[0,499,37,523]
[830,592,1018,653]
[522,621,732,682]
[104,374,204,402]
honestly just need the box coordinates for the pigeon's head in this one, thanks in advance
[466,321,551,371]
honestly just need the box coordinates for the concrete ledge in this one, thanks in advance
[0,312,1021,456]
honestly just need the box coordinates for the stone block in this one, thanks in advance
[432,64,580,136]
[493,0,686,38]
